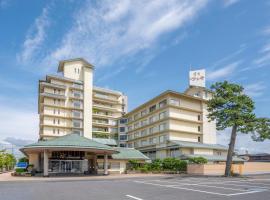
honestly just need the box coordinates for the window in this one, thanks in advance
[54,89,56,94]
[58,99,60,105]
[58,109,60,114]
[141,139,148,146]
[53,119,56,124]
[134,132,140,138]
[73,91,82,98]
[170,98,180,106]
[149,115,158,123]
[159,111,167,120]
[141,119,147,126]
[170,148,180,158]
[73,130,81,135]
[57,129,60,134]
[217,151,222,156]
[134,122,140,129]
[134,141,139,148]
[54,99,56,104]
[198,126,201,132]
[73,120,81,128]
[198,136,201,142]
[159,123,167,131]
[134,113,140,120]
[198,115,201,121]
[73,110,81,118]
[110,162,120,169]
[120,143,126,147]
[149,105,156,112]
[159,135,167,143]
[58,119,60,124]
[128,134,133,140]
[141,109,147,116]
[159,99,167,108]
[128,143,133,148]
[53,109,56,114]
[120,118,128,124]
[128,126,132,131]
[73,101,81,108]
[53,129,55,134]
[149,137,157,144]
[120,135,127,141]
[141,129,147,137]
[119,127,125,132]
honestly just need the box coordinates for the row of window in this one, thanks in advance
[128,98,181,122]
[128,123,168,140]
[127,135,167,148]
[128,111,167,131]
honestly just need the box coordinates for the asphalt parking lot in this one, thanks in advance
[0,175,270,200]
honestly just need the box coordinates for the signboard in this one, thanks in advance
[189,69,206,87]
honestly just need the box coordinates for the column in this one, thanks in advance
[104,154,108,175]
[43,150,49,177]
[93,154,97,174]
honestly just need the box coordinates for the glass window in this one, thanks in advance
[110,162,120,169]
[159,135,167,143]
[198,115,201,121]
[159,123,167,131]
[134,113,140,120]
[73,101,81,108]
[149,105,156,112]
[120,118,128,124]
[159,111,167,120]
[73,110,81,118]
[159,99,167,108]
[198,126,201,132]
[141,109,147,116]
[134,132,140,138]
[73,91,82,98]
[170,99,180,106]
[141,140,148,146]
[134,122,140,129]
[149,115,158,123]
[120,135,127,140]
[127,143,133,148]
[119,127,125,132]
[141,129,147,137]
[73,120,81,128]
[141,119,148,126]
[198,136,201,142]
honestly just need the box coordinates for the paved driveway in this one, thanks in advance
[0,175,270,200]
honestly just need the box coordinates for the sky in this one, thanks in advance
[0,0,270,153]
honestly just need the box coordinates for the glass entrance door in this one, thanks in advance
[49,160,84,173]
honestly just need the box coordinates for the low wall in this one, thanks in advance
[188,162,270,175]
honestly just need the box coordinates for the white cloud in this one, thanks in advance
[223,0,240,7]
[207,61,241,81]
[20,0,209,74]
[244,82,266,98]
[0,104,38,141]
[17,7,50,64]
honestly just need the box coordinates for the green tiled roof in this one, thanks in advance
[181,154,245,162]
[93,138,117,146]
[22,134,115,152]
[170,140,228,150]
[112,147,150,160]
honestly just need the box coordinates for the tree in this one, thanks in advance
[207,81,270,177]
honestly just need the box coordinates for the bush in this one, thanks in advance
[18,157,28,163]
[149,159,162,171]
[162,158,187,172]
[188,157,208,164]
[128,160,140,170]
[15,168,26,173]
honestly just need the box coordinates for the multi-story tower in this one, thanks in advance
[38,58,127,140]
[124,89,225,160]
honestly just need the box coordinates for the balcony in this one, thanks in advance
[40,82,66,90]
[70,83,83,90]
[93,104,121,112]
[40,92,66,100]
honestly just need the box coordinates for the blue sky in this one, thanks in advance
[0,0,270,153]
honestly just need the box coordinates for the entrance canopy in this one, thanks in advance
[20,134,118,155]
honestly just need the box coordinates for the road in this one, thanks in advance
[0,175,270,200]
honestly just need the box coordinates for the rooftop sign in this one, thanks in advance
[189,69,206,87]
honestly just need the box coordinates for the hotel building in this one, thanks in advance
[124,86,229,161]
[21,58,147,176]
[38,58,127,141]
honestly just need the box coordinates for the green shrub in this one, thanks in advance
[188,157,208,164]
[128,160,140,170]
[162,158,187,172]
[18,157,28,163]
[150,159,162,171]
[15,168,26,173]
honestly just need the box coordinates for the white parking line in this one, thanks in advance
[126,194,144,200]
[134,180,268,197]
[152,180,247,191]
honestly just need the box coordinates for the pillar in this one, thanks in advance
[43,150,49,177]
[93,154,97,174]
[104,154,108,175]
